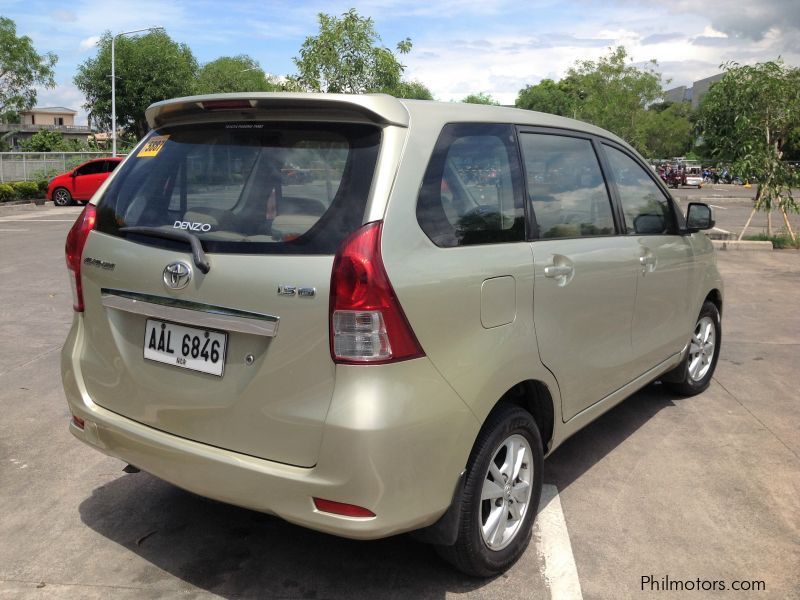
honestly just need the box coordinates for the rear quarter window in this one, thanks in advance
[416,123,525,247]
[95,122,381,254]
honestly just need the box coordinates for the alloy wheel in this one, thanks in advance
[53,189,71,206]
[688,316,716,382]
[479,433,534,551]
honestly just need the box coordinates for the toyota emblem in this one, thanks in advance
[163,261,192,290]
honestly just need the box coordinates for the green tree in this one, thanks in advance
[516,47,664,154]
[697,60,800,240]
[636,101,694,159]
[391,80,433,100]
[515,78,577,116]
[18,129,83,151]
[293,9,412,94]
[0,17,57,118]
[74,30,197,138]
[194,55,282,94]
[784,125,800,161]
[567,47,662,148]
[462,92,499,105]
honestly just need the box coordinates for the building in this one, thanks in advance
[664,85,689,104]
[665,74,724,110]
[0,107,93,149]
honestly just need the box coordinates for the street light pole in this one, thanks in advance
[111,26,164,157]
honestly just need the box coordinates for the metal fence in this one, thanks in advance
[0,152,114,183]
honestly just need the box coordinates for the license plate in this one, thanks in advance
[143,319,227,376]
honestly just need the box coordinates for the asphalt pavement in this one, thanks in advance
[0,202,797,599]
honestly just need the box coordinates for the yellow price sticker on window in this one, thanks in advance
[137,135,170,157]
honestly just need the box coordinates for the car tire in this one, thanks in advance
[53,188,73,206]
[436,404,543,577]
[663,301,721,396]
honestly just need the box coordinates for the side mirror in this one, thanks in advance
[71,170,78,178]
[686,202,715,232]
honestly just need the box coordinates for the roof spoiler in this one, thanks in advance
[145,92,410,129]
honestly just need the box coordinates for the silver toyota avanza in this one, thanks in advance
[62,93,722,576]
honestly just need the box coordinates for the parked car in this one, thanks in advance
[683,162,703,188]
[47,157,123,206]
[62,94,722,577]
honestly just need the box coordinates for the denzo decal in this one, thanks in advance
[174,221,212,232]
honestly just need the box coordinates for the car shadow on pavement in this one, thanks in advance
[77,383,677,599]
[543,382,681,491]
[78,472,490,599]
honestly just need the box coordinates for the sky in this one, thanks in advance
[3,0,800,125]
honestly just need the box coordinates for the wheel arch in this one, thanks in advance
[412,379,554,547]
[492,380,555,454]
[704,288,723,316]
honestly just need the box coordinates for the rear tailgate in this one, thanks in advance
[75,115,386,467]
[79,235,333,467]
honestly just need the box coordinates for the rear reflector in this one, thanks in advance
[329,221,424,364]
[65,204,97,312]
[71,415,85,429]
[313,498,375,518]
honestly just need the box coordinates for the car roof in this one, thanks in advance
[145,92,631,151]
[82,157,121,164]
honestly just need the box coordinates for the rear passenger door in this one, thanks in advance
[601,143,695,373]
[396,123,536,410]
[519,130,640,422]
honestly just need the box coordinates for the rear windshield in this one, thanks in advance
[95,122,381,254]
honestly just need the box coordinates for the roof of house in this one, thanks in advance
[19,106,77,114]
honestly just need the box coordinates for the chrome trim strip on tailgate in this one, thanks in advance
[101,289,279,337]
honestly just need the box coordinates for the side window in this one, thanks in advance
[417,124,524,247]
[76,161,105,176]
[519,133,615,239]
[603,145,674,235]
[105,160,120,172]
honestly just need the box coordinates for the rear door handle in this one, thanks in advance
[544,265,574,278]
[639,256,656,266]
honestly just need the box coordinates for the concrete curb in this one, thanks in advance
[712,240,773,251]
[0,200,36,207]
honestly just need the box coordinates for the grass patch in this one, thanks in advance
[743,233,800,249]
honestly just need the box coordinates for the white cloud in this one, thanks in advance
[699,26,728,39]
[79,36,100,52]
[52,10,77,23]
[405,0,800,104]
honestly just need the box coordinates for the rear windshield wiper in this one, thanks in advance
[120,226,211,274]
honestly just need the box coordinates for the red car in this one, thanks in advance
[47,157,123,206]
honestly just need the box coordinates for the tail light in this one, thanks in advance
[65,204,97,312]
[330,221,424,364]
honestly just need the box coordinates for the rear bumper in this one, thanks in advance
[62,316,479,540]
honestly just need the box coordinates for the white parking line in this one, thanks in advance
[536,484,583,599]
[0,219,75,222]
[0,228,29,232]
[708,204,728,210]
